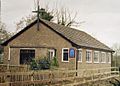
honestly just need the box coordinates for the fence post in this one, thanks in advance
[83,70,86,83]
[116,67,119,76]
[31,71,34,81]
[6,62,10,86]
[48,70,52,86]
[29,71,35,86]
[7,63,10,72]
[5,73,11,86]
[91,72,94,81]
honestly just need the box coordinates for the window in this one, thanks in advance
[20,49,35,64]
[107,53,111,63]
[101,52,106,63]
[48,49,55,60]
[94,51,99,63]
[62,48,69,62]
[86,50,92,63]
[78,49,82,62]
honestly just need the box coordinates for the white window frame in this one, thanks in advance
[62,48,69,62]
[86,50,92,63]
[49,49,55,60]
[101,52,106,63]
[78,49,82,62]
[107,53,111,63]
[94,51,99,63]
[20,48,36,50]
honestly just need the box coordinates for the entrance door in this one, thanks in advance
[20,49,35,64]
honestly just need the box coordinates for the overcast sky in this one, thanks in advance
[1,0,120,47]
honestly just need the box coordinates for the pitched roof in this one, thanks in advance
[1,19,113,52]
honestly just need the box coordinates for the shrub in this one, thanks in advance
[30,59,38,70]
[30,57,59,70]
[51,57,59,67]
[38,57,50,70]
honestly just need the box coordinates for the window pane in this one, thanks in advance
[107,53,111,63]
[63,53,68,61]
[94,51,99,63]
[64,49,68,52]
[86,50,92,62]
[78,50,82,61]
[101,52,106,63]
[20,49,35,64]
[62,49,69,61]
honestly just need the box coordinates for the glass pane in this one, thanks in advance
[86,51,91,62]
[78,51,82,61]
[63,53,68,61]
[101,53,105,62]
[64,49,68,52]
[94,52,98,62]
[20,49,35,64]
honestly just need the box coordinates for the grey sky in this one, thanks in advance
[1,0,120,47]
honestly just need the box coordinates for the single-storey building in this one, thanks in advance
[1,19,114,70]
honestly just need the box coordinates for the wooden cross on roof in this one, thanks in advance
[32,0,45,31]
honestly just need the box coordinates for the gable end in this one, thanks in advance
[1,19,77,47]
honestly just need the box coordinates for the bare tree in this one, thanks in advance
[111,43,120,67]
[0,22,12,62]
[16,7,82,32]
[16,15,36,32]
[16,8,54,32]
[53,8,79,27]
[112,43,120,56]
[0,21,11,43]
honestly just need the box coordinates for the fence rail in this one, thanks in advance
[0,66,119,86]
[0,64,28,72]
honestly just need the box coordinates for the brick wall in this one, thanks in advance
[3,23,76,69]
[3,22,111,70]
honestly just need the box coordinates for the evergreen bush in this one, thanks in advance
[30,57,59,70]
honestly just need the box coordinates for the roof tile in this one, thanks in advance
[41,19,113,51]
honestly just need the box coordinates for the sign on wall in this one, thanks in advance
[69,48,75,58]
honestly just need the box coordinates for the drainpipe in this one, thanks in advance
[7,47,10,71]
[76,49,78,76]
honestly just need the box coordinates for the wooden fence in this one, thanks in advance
[0,67,119,86]
[0,64,28,72]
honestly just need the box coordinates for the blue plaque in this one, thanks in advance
[69,48,75,58]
